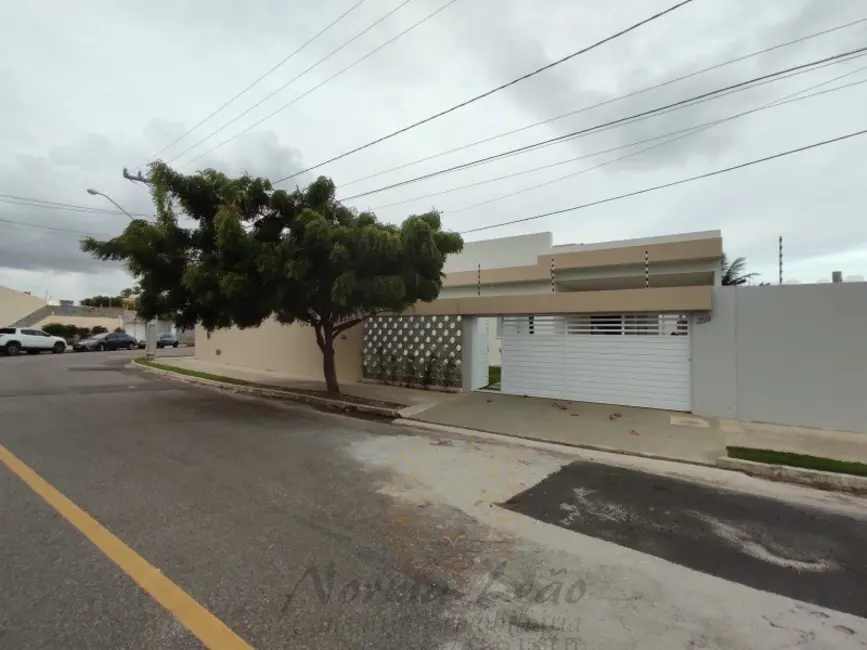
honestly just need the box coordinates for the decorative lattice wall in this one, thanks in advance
[362,315,463,389]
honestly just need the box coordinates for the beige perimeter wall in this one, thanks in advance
[0,285,46,326]
[194,317,363,382]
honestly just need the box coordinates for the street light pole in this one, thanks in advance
[85,187,156,356]
[86,188,135,220]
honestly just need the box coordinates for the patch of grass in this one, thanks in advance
[488,365,501,386]
[136,357,251,386]
[727,446,867,478]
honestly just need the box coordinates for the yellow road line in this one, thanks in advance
[0,444,254,650]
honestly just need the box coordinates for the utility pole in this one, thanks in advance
[778,236,783,285]
[119,168,157,354]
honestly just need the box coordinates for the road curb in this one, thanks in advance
[391,418,716,468]
[130,361,401,419]
[716,456,867,495]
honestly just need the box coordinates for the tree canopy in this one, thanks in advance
[80,295,126,308]
[81,162,463,393]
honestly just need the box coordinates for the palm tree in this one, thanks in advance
[720,253,759,286]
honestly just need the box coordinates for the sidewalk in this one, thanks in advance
[403,392,726,465]
[151,356,456,409]
[402,392,867,467]
[149,357,867,470]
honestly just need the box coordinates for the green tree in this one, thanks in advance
[721,253,759,286]
[81,163,463,394]
[81,295,125,308]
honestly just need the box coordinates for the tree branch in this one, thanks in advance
[333,312,377,335]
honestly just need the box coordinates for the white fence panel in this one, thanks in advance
[501,314,691,411]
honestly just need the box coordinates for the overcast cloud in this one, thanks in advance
[1,0,866,300]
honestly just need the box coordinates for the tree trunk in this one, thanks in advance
[317,324,340,395]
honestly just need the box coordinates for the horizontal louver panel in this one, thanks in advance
[501,312,691,411]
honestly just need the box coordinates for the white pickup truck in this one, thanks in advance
[0,327,67,356]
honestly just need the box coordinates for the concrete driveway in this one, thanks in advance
[2,350,867,648]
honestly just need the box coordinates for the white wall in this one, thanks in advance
[692,284,867,433]
[124,320,173,340]
[461,316,490,391]
[552,230,721,253]
[488,317,501,366]
[446,232,552,272]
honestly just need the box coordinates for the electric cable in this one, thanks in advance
[182,0,459,165]
[277,0,697,182]
[166,0,420,164]
[338,16,867,189]
[459,128,867,235]
[372,60,867,213]
[339,46,867,201]
[136,0,372,169]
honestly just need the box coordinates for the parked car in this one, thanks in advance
[157,332,179,348]
[0,327,67,356]
[73,331,139,352]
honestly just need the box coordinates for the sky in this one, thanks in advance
[1,0,866,301]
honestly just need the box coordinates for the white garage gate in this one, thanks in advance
[500,313,691,411]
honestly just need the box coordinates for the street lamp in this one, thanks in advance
[86,188,157,358]
[86,188,135,220]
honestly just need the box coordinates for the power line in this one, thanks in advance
[137,0,371,169]
[339,46,867,201]
[371,54,867,214]
[184,0,459,166]
[0,194,151,218]
[450,75,867,215]
[1,193,117,213]
[459,127,867,235]
[369,70,867,211]
[339,16,867,189]
[450,77,867,215]
[277,0,697,183]
[166,0,417,165]
[0,217,106,237]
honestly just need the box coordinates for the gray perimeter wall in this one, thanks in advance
[692,284,867,433]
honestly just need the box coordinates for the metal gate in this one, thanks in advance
[501,313,691,411]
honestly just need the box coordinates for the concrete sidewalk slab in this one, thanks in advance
[152,356,456,409]
[405,392,726,465]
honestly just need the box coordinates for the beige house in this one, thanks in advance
[194,228,867,433]
[196,229,720,398]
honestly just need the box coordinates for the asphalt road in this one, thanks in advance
[503,460,867,619]
[3,349,867,648]
[0,349,477,649]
